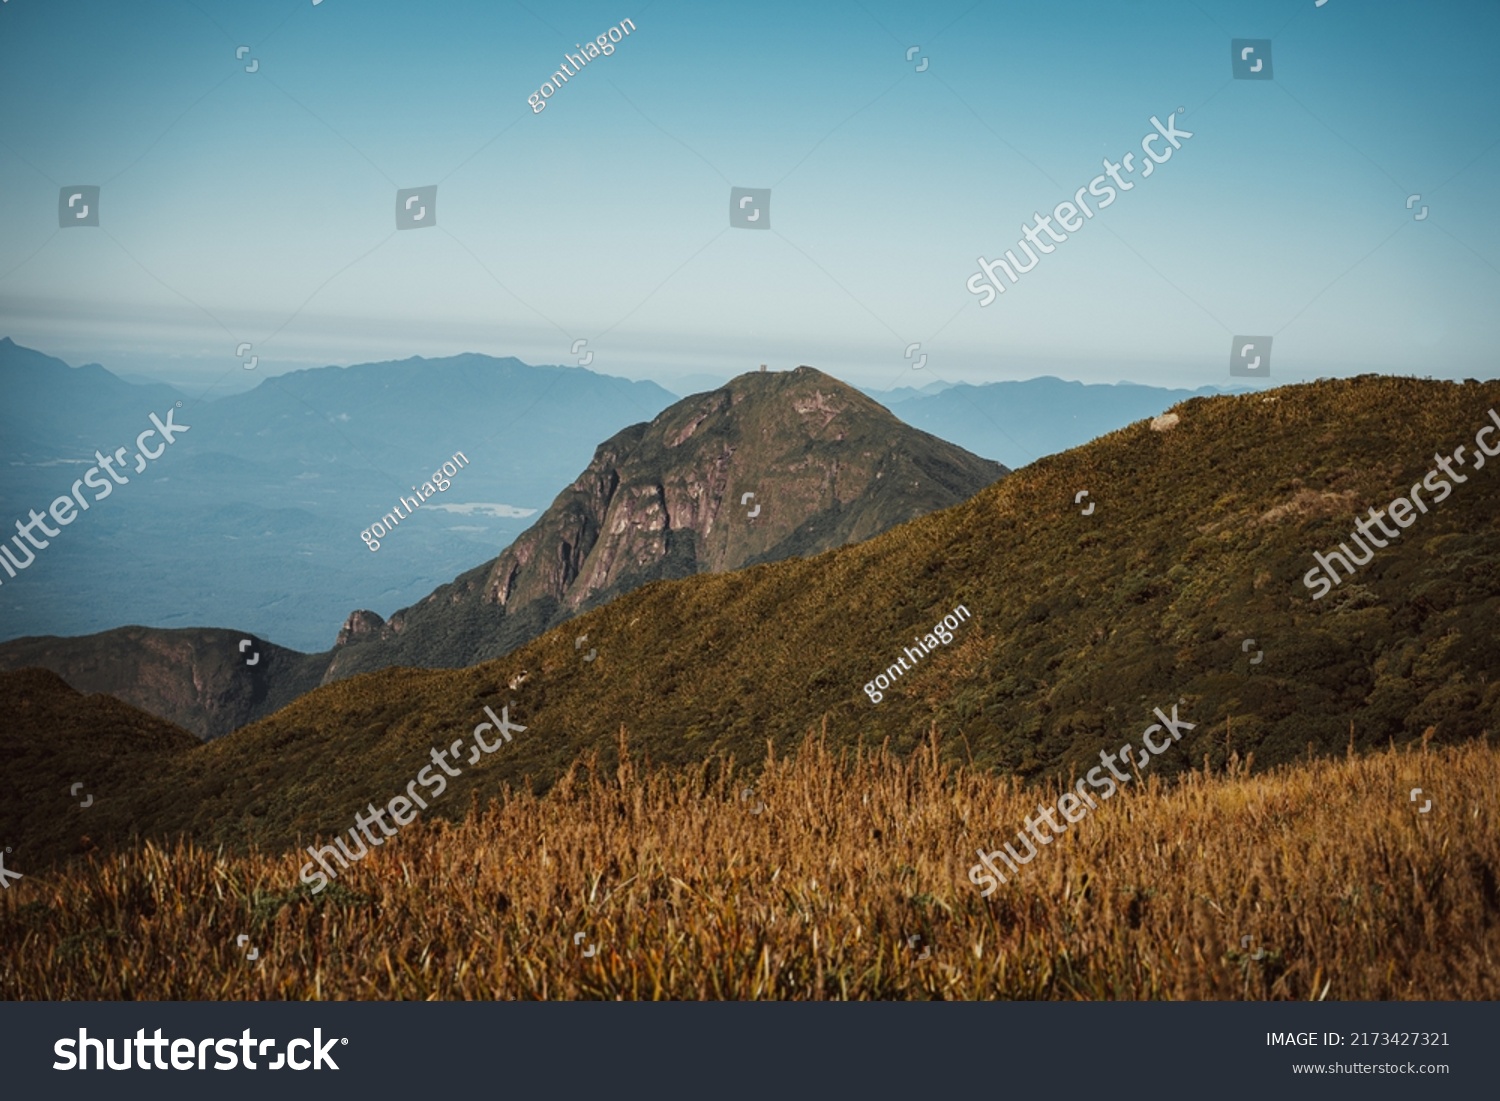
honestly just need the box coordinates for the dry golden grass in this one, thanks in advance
[3,729,1497,1000]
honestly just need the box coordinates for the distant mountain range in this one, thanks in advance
[5,374,1495,866]
[1,366,1005,736]
[0,339,677,650]
[864,377,1220,469]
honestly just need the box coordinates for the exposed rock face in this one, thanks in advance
[324,366,1007,679]
[335,610,386,647]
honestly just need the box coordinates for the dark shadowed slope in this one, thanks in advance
[0,627,328,740]
[0,668,199,868]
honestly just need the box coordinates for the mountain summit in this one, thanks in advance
[325,366,1006,678]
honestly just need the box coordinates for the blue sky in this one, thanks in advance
[1,0,1497,396]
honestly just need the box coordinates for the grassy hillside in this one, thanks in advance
[4,375,1497,860]
[3,733,1495,1000]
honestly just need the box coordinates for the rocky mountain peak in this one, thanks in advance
[335,610,387,647]
[326,364,1006,678]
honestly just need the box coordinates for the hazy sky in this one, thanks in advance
[2,0,1497,397]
